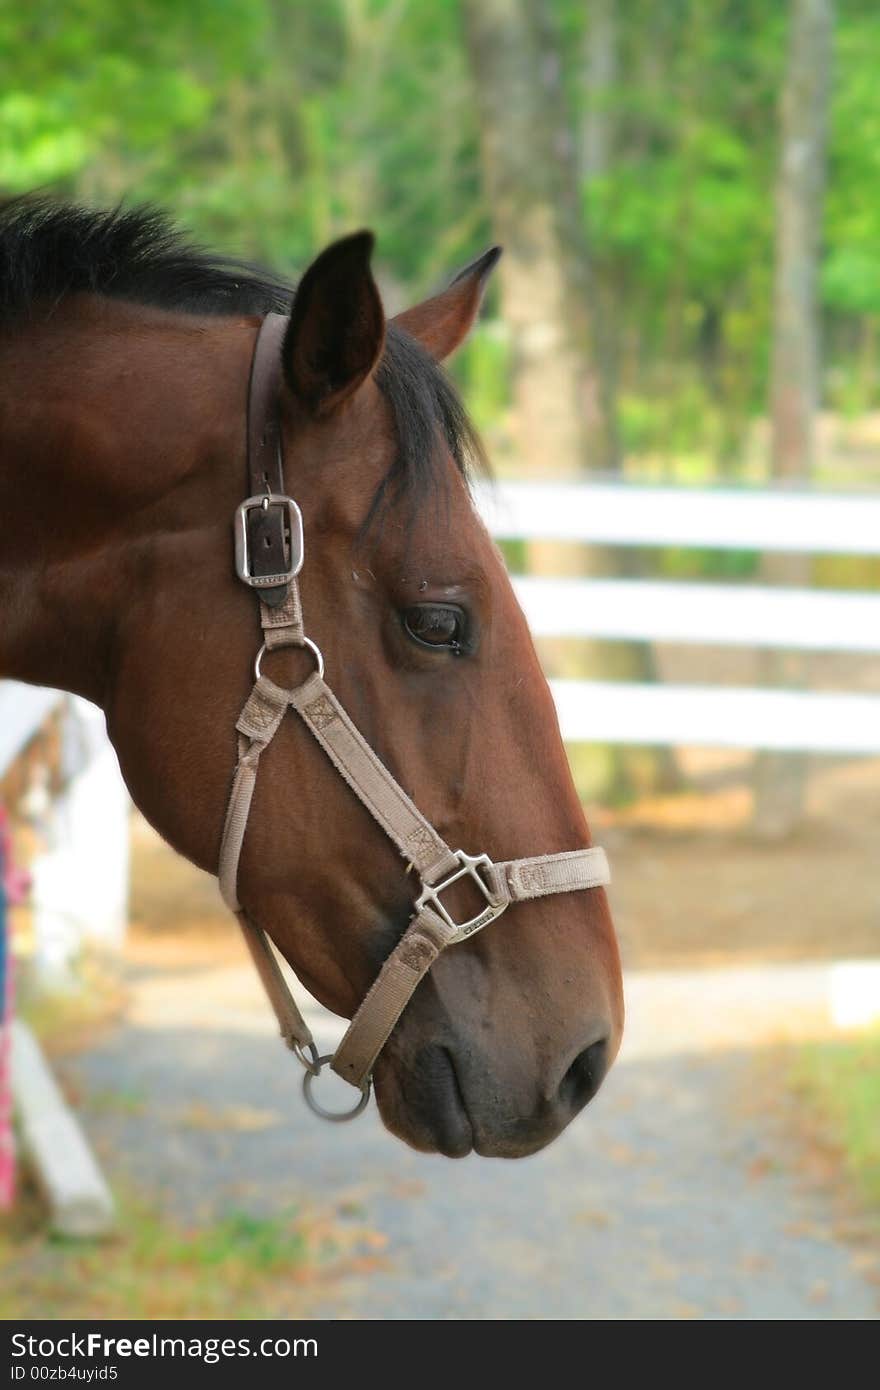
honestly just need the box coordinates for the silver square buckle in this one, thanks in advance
[234,495,304,589]
[415,850,508,944]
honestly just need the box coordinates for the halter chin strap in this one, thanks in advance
[219,313,611,1119]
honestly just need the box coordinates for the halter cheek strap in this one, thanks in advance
[219,313,611,1120]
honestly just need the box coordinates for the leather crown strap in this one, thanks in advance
[218,313,611,1120]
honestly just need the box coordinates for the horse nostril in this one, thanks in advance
[558,1039,608,1114]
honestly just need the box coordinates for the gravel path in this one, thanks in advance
[60,956,878,1320]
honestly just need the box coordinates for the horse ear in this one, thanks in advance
[391,246,502,362]
[282,231,385,414]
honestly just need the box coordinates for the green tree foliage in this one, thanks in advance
[0,0,483,282]
[0,0,878,450]
[824,4,880,317]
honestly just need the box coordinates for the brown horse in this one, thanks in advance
[0,198,623,1157]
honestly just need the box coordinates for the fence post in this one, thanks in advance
[30,698,130,985]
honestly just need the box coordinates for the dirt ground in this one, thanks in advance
[129,749,880,971]
[595,749,880,968]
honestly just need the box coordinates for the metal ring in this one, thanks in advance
[290,1039,321,1076]
[302,1055,372,1123]
[254,636,325,683]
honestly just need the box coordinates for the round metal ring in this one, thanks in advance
[290,1039,321,1076]
[302,1055,372,1123]
[254,636,325,683]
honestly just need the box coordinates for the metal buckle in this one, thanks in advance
[234,494,304,589]
[415,850,508,944]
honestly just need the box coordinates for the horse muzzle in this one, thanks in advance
[373,1008,615,1159]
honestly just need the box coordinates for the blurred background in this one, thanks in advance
[1,0,878,1320]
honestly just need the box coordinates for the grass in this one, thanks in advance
[0,1177,317,1319]
[789,1027,880,1209]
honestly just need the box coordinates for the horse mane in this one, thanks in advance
[0,195,485,513]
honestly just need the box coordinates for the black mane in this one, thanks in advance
[0,196,484,509]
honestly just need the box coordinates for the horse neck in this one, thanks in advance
[0,297,253,704]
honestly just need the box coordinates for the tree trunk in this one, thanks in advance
[461,0,598,476]
[752,0,833,838]
[581,0,617,185]
[462,0,679,801]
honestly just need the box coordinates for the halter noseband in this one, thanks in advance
[218,314,611,1121]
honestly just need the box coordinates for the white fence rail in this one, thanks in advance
[0,682,130,970]
[512,576,880,652]
[549,681,880,754]
[478,481,880,753]
[477,480,880,553]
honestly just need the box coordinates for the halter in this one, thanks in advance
[219,314,611,1121]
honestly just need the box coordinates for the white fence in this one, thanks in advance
[477,481,880,753]
[1,684,119,1233]
[0,683,129,975]
[0,687,62,775]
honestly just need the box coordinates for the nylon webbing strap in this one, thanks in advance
[218,745,260,913]
[486,847,610,902]
[236,909,313,1053]
[331,904,456,1086]
[219,679,289,912]
[289,673,460,884]
[261,583,304,649]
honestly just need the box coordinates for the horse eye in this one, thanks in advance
[402,604,465,651]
